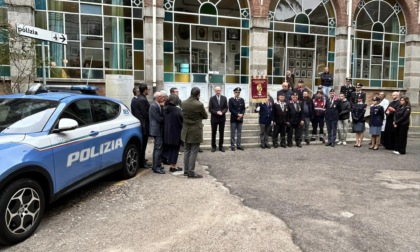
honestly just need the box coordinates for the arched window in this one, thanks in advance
[268,0,336,88]
[353,0,406,88]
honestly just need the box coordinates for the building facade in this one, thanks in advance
[0,0,419,105]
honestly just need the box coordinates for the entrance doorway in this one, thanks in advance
[191,41,225,101]
[288,48,315,93]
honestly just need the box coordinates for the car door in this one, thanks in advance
[90,98,126,169]
[49,99,102,191]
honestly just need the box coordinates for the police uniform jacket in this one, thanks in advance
[209,95,228,123]
[369,105,385,127]
[394,105,411,126]
[340,85,356,101]
[272,101,289,124]
[229,96,245,123]
[325,98,340,121]
[338,99,351,120]
[256,97,274,125]
[287,101,304,125]
[181,96,208,144]
[352,103,367,123]
[350,91,366,107]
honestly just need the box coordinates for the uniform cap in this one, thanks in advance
[346,77,352,81]
[298,79,304,83]
[372,96,380,102]
[233,87,241,92]
[329,89,335,93]
[356,83,363,88]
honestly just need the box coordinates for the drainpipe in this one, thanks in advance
[346,0,353,78]
[152,0,157,93]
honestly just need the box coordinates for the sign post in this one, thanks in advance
[16,23,67,85]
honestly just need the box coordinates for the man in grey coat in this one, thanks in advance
[181,87,208,178]
[149,91,165,174]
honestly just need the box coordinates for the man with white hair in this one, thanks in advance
[149,91,165,174]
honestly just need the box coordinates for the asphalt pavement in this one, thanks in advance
[199,139,420,252]
[1,142,300,252]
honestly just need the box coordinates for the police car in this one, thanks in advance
[0,85,142,244]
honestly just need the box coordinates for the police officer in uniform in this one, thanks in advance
[229,87,245,151]
[340,77,355,101]
[325,89,340,147]
[350,83,366,108]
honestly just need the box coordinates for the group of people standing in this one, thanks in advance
[255,74,411,155]
[131,85,208,178]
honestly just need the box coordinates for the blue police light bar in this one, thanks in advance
[70,85,99,91]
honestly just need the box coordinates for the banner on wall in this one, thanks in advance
[251,77,268,103]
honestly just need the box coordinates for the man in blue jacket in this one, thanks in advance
[256,95,274,149]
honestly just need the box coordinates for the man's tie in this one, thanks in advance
[217,96,220,106]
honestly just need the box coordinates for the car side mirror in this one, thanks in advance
[54,118,78,132]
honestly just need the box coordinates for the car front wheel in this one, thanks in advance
[0,178,45,244]
[120,143,139,179]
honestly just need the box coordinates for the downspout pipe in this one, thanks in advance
[152,0,157,93]
[346,0,353,78]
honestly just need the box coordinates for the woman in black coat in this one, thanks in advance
[163,94,183,172]
[393,96,411,155]
[351,96,367,147]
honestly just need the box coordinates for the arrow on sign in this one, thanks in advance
[60,35,66,43]
[53,34,58,41]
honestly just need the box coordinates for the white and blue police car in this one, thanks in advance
[0,84,142,244]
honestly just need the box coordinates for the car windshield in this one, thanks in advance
[0,98,59,133]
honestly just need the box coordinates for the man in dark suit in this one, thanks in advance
[181,87,208,178]
[209,86,228,152]
[287,92,304,147]
[294,79,309,101]
[132,84,150,169]
[228,87,245,151]
[256,95,274,149]
[325,89,340,147]
[149,91,165,174]
[340,77,355,101]
[272,93,289,148]
[277,82,292,103]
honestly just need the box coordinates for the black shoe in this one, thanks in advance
[153,168,165,174]
[297,142,302,148]
[265,144,271,149]
[141,163,151,169]
[260,144,265,149]
[325,142,331,146]
[170,167,183,172]
[161,158,170,165]
[287,143,292,147]
[305,139,310,145]
[237,146,244,151]
[320,138,325,144]
[231,147,235,151]
[331,143,335,147]
[273,144,278,148]
[280,143,287,148]
[188,173,203,178]
[211,147,217,152]
[183,173,188,176]
[310,137,316,141]
[219,147,225,152]
[198,148,203,153]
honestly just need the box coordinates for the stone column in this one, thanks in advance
[333,26,350,90]
[143,6,165,93]
[249,17,269,108]
[403,34,420,107]
[5,0,35,93]
[249,17,269,78]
